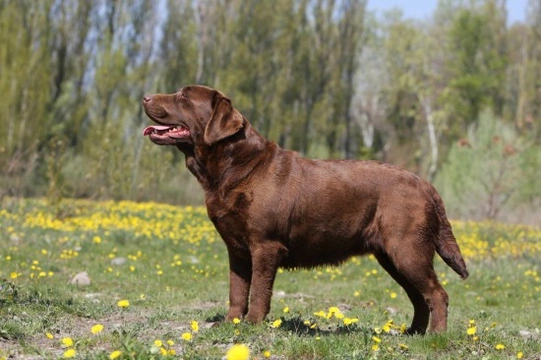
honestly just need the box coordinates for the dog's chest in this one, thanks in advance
[205,191,253,248]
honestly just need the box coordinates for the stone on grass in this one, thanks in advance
[70,271,91,286]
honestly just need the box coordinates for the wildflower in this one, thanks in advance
[372,336,381,343]
[63,349,76,358]
[117,299,130,308]
[390,292,397,299]
[109,350,122,359]
[61,337,74,348]
[167,339,174,346]
[327,306,341,318]
[314,310,327,318]
[226,344,250,360]
[181,332,192,341]
[371,344,379,351]
[45,332,54,339]
[495,344,505,350]
[343,318,359,326]
[398,343,408,350]
[191,320,199,332]
[154,339,163,347]
[271,319,282,328]
[517,351,524,359]
[283,306,290,313]
[233,317,241,324]
[91,324,104,334]
[263,350,271,358]
[10,272,18,279]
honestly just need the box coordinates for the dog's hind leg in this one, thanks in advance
[374,251,430,334]
[375,242,450,333]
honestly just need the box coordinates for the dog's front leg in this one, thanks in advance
[226,249,252,321]
[245,242,287,324]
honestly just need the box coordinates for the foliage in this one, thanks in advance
[435,110,541,221]
[0,0,540,222]
[0,197,540,359]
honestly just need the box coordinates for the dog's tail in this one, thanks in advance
[429,185,469,280]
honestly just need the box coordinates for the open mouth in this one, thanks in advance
[142,125,190,139]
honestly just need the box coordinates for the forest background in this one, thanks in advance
[1,0,540,224]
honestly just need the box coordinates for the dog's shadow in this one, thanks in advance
[278,316,371,337]
[206,314,372,338]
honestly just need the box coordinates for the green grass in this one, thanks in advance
[0,197,540,359]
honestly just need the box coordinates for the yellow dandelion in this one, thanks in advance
[159,347,167,356]
[117,299,129,308]
[63,349,76,359]
[390,292,397,299]
[191,320,199,332]
[263,350,271,358]
[61,337,74,348]
[398,343,408,350]
[283,306,290,313]
[313,310,327,318]
[467,326,476,336]
[167,339,175,346]
[154,339,163,347]
[343,318,359,326]
[517,351,524,359]
[495,344,505,350]
[226,344,250,360]
[10,272,18,279]
[372,336,381,343]
[91,324,104,334]
[45,332,54,339]
[181,332,192,341]
[271,319,282,328]
[233,317,241,324]
[327,306,341,318]
[109,350,122,360]
[372,344,379,351]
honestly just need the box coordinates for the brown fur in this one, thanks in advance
[142,85,469,334]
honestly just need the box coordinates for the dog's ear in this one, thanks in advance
[204,95,244,146]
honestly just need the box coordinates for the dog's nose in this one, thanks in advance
[143,95,152,103]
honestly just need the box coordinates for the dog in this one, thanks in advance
[142,85,469,334]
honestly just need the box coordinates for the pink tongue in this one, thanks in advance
[142,125,174,136]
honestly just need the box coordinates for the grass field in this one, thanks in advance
[0,197,540,359]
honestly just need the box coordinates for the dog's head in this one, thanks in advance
[142,85,244,148]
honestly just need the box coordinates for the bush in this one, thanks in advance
[435,109,540,222]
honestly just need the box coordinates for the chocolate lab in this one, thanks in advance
[142,85,469,334]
